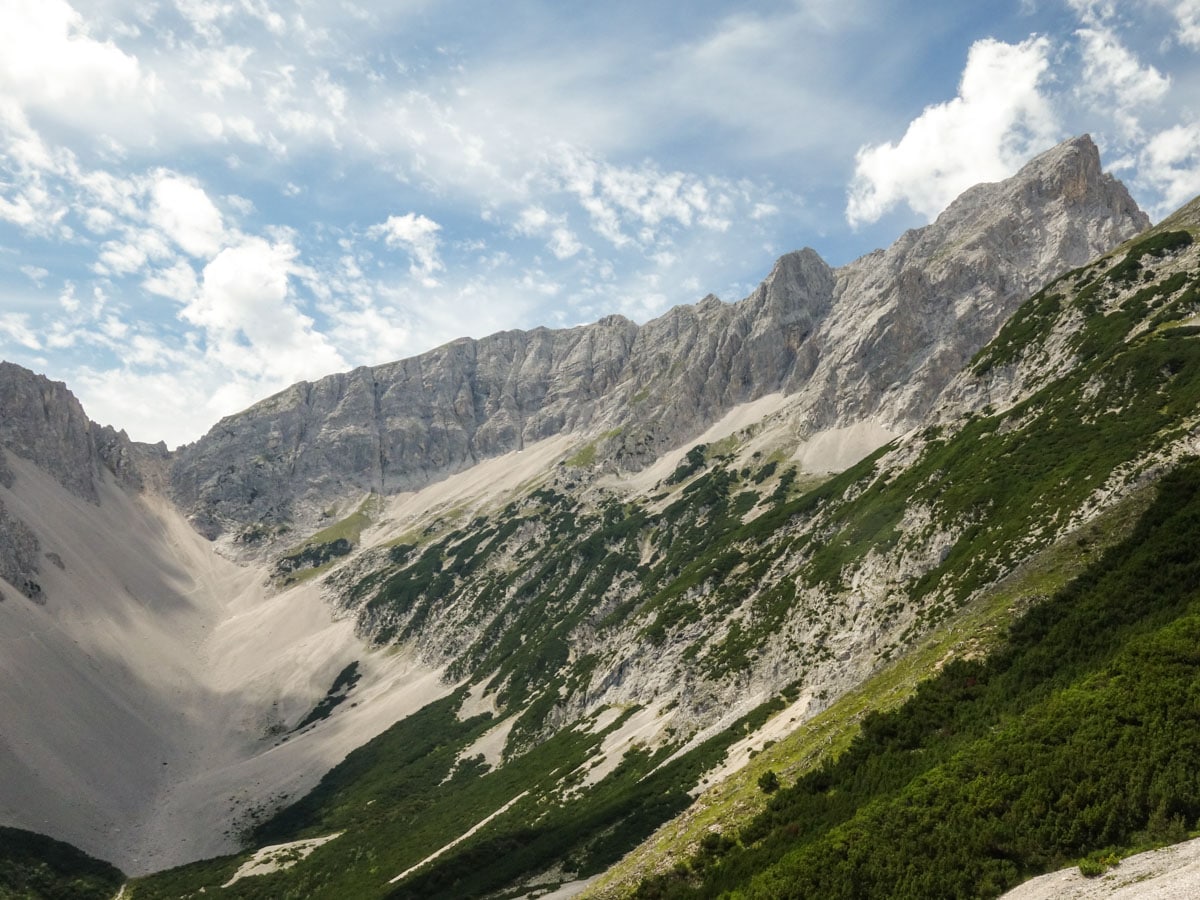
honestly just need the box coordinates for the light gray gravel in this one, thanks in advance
[1001,837,1200,900]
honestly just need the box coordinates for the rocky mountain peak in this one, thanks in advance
[781,134,1151,434]
[745,247,836,324]
[167,135,1150,546]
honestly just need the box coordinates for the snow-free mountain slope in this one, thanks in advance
[0,135,1179,899]
[0,445,450,875]
[126,209,1200,897]
[170,136,1146,550]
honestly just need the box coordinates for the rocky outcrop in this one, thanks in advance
[0,363,107,503]
[0,363,156,499]
[0,363,164,599]
[0,489,41,603]
[170,135,1148,543]
[169,251,838,540]
[784,134,1149,435]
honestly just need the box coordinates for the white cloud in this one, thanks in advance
[188,236,346,384]
[369,213,444,280]
[515,205,583,259]
[0,182,65,233]
[187,237,290,335]
[548,228,583,260]
[515,206,552,234]
[845,36,1059,227]
[71,365,211,448]
[1153,0,1200,48]
[548,145,737,249]
[0,0,144,104]
[20,265,49,285]
[325,302,412,364]
[1138,122,1200,215]
[150,173,225,258]
[143,259,199,302]
[0,0,153,142]
[0,313,42,350]
[174,0,234,41]
[1076,27,1170,139]
[192,44,254,98]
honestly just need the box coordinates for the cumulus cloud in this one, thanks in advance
[187,237,346,383]
[142,259,199,302]
[0,0,154,146]
[370,213,444,281]
[1138,123,1200,216]
[150,173,225,258]
[1076,26,1170,139]
[0,0,144,105]
[846,36,1059,227]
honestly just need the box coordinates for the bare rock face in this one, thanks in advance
[170,250,837,540]
[0,363,158,599]
[170,316,641,539]
[0,492,40,603]
[0,362,106,503]
[169,135,1148,543]
[788,134,1150,435]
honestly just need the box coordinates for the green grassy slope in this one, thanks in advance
[633,458,1200,899]
[613,223,1200,898]
[0,827,124,900]
[127,689,803,899]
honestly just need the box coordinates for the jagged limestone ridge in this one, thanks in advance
[170,135,1147,547]
[0,363,168,601]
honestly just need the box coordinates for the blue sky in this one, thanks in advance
[2,0,1199,446]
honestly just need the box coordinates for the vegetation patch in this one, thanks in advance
[274,497,379,585]
[291,662,362,732]
[565,442,599,468]
[632,460,1200,899]
[0,826,125,900]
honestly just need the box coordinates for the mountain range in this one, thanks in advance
[4,134,1200,899]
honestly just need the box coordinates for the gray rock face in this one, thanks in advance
[0,491,41,602]
[170,135,1148,542]
[170,250,836,539]
[0,363,161,598]
[789,134,1150,435]
[0,364,100,601]
[0,362,106,503]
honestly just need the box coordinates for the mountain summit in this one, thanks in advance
[170,135,1147,550]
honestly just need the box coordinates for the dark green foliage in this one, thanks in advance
[809,250,1200,637]
[137,230,1200,900]
[274,538,352,578]
[1105,230,1193,284]
[132,681,802,899]
[757,770,780,794]
[291,661,362,731]
[634,460,1200,899]
[0,827,124,900]
[974,288,1062,372]
[750,460,778,485]
[665,445,709,485]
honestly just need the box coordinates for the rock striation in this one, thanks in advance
[169,136,1147,544]
[787,134,1149,434]
[0,363,163,599]
[167,249,839,541]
